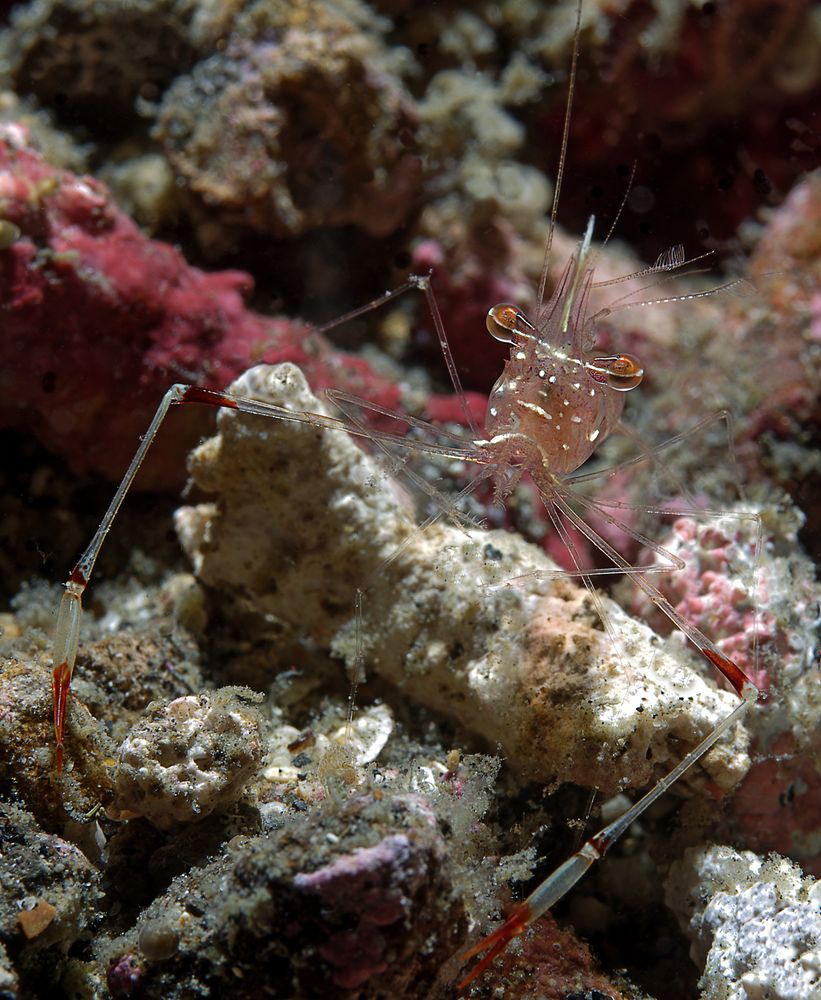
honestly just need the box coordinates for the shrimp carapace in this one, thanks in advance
[481,224,645,480]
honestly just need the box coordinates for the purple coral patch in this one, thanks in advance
[293,834,414,988]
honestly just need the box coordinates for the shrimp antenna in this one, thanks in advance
[599,161,637,252]
[536,0,583,324]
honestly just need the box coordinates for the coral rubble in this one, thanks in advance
[113,688,264,829]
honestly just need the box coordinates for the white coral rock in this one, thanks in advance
[666,844,821,1000]
[114,688,263,829]
[175,363,751,796]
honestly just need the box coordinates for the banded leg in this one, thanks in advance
[51,369,487,770]
[457,674,757,989]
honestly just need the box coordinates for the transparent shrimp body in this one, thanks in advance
[454,222,758,992]
[480,222,644,483]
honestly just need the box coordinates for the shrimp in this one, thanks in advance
[47,0,762,991]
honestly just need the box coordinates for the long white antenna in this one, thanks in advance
[536,0,584,323]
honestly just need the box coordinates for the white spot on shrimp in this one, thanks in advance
[548,375,557,384]
[538,369,546,378]
[517,401,553,422]
[588,428,600,442]
[571,414,581,423]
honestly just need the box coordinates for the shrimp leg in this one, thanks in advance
[457,678,756,990]
[456,483,760,989]
[51,378,483,771]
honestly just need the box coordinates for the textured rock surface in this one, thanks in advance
[176,362,751,798]
[0,803,103,991]
[666,845,821,1000]
[91,794,466,999]
[154,0,421,246]
[113,688,264,829]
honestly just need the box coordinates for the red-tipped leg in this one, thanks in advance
[52,660,71,773]
[457,902,531,991]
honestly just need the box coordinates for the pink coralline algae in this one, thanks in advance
[629,515,772,691]
[628,504,821,872]
[294,834,415,989]
[0,125,401,487]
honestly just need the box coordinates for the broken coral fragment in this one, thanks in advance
[113,688,264,829]
[176,362,751,797]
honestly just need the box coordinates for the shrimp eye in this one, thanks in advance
[486,303,534,344]
[588,353,644,391]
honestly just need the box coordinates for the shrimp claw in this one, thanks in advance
[456,901,532,991]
